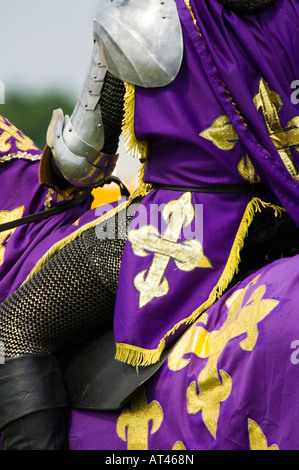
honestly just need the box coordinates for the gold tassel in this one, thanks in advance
[122,82,149,161]
[115,340,165,368]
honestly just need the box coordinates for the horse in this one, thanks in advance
[1,115,299,450]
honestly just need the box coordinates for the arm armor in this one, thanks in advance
[46,0,183,188]
[47,41,118,188]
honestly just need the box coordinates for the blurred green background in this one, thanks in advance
[1,91,75,150]
[0,90,140,197]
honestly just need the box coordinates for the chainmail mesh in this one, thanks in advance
[0,205,138,358]
[99,71,125,156]
[217,0,278,13]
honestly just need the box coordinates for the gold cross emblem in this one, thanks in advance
[254,77,299,180]
[128,192,212,308]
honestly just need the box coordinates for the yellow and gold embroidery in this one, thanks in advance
[128,192,212,308]
[168,275,279,438]
[0,206,25,266]
[238,155,261,184]
[44,188,85,210]
[200,115,239,150]
[117,388,163,450]
[121,82,151,196]
[254,77,299,181]
[0,116,39,154]
[122,83,149,162]
[248,419,279,450]
[116,198,283,367]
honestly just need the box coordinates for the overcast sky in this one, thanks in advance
[0,0,141,184]
[1,0,100,97]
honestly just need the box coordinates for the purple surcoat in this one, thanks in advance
[113,0,299,366]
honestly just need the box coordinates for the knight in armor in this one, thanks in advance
[0,0,299,450]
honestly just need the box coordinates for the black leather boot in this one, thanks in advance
[0,354,69,450]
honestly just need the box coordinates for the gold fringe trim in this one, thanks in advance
[122,82,150,194]
[115,197,285,367]
[122,82,149,161]
[115,340,166,368]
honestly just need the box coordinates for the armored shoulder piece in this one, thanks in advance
[93,0,183,88]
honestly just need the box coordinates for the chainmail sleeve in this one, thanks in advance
[99,71,126,156]
[0,202,140,358]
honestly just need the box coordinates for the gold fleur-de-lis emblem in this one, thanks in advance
[0,116,39,154]
[168,275,279,438]
[200,115,239,150]
[128,192,212,308]
[116,388,163,450]
[248,419,279,450]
